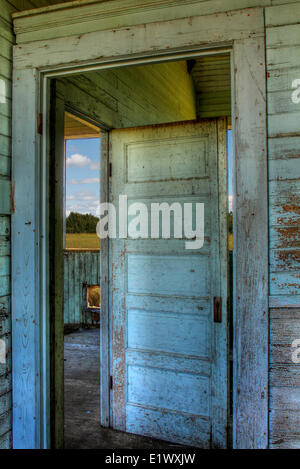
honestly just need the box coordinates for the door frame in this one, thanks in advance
[50,98,109,448]
[11,5,268,449]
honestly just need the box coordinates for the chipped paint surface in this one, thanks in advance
[268,21,300,444]
[1,0,299,451]
[110,120,228,447]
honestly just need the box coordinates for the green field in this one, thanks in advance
[66,233,232,250]
[65,233,100,249]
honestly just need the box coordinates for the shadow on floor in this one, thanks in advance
[64,328,182,449]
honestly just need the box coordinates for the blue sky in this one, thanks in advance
[65,138,100,217]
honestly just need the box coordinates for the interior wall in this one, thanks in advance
[58,60,197,129]
[190,54,231,118]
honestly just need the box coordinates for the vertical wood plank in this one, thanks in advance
[100,130,110,427]
[49,81,65,449]
[12,68,40,449]
[63,252,69,324]
[69,252,75,324]
[74,253,80,324]
[211,117,229,448]
[81,255,86,325]
[232,36,269,449]
[79,252,84,324]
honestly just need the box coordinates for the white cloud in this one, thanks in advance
[66,152,100,172]
[75,190,98,201]
[66,201,99,216]
[69,178,100,184]
[66,153,91,167]
[90,162,100,171]
[66,190,99,216]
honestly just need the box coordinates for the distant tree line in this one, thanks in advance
[66,210,233,235]
[66,212,99,233]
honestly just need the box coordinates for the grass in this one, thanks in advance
[66,232,233,250]
[65,233,100,249]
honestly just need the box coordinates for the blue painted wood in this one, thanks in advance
[0,180,11,215]
[74,253,80,324]
[110,120,228,448]
[128,309,209,357]
[265,13,300,447]
[0,217,10,236]
[63,250,100,325]
[11,67,41,449]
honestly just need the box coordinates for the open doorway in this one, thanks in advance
[62,113,102,447]
[52,53,231,449]
[11,7,269,449]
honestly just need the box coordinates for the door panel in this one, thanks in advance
[110,120,228,448]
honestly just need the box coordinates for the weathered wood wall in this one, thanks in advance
[266,3,300,448]
[64,250,100,326]
[1,0,300,449]
[0,0,71,450]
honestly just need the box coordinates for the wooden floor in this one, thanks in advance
[64,329,182,449]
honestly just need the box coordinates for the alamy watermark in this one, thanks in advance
[96,196,204,250]
[291,339,300,364]
[0,339,5,364]
[291,79,300,104]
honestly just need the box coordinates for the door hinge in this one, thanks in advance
[37,112,43,135]
[213,296,222,323]
[109,162,112,177]
[110,375,113,390]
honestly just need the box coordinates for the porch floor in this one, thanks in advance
[64,328,181,449]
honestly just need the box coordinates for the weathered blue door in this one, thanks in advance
[109,119,228,448]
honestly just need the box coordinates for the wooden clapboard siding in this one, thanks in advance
[266,5,300,303]
[0,0,71,450]
[12,0,272,44]
[269,308,300,448]
[265,2,300,449]
[64,250,100,326]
